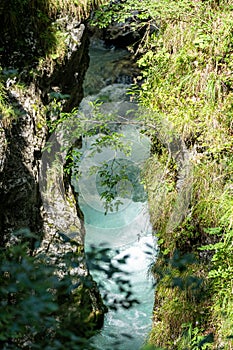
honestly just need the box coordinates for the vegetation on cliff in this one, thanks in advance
[0,1,109,349]
[1,0,233,349]
[93,0,233,348]
[0,0,107,67]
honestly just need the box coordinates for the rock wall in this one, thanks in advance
[0,21,88,243]
[0,84,45,244]
[0,19,106,328]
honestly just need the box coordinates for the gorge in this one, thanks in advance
[73,40,157,347]
[1,1,233,349]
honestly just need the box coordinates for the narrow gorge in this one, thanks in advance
[0,2,157,348]
[1,1,233,349]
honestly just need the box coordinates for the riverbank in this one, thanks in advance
[135,2,233,349]
[91,0,233,348]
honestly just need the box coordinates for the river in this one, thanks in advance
[72,39,157,350]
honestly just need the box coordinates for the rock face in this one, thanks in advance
[0,20,106,328]
[0,21,89,244]
[40,22,90,111]
[0,84,45,244]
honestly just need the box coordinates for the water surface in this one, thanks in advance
[72,40,157,350]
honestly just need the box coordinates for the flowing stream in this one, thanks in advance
[72,39,157,350]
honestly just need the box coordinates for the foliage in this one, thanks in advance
[2,0,233,348]
[93,0,233,348]
[0,80,15,126]
[0,229,140,349]
[45,96,147,213]
[199,227,233,346]
[150,250,212,349]
[95,157,147,213]
[86,243,140,311]
[0,69,26,127]
[0,0,108,68]
[178,323,214,350]
[0,229,90,349]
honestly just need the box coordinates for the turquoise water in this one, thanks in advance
[72,41,157,350]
